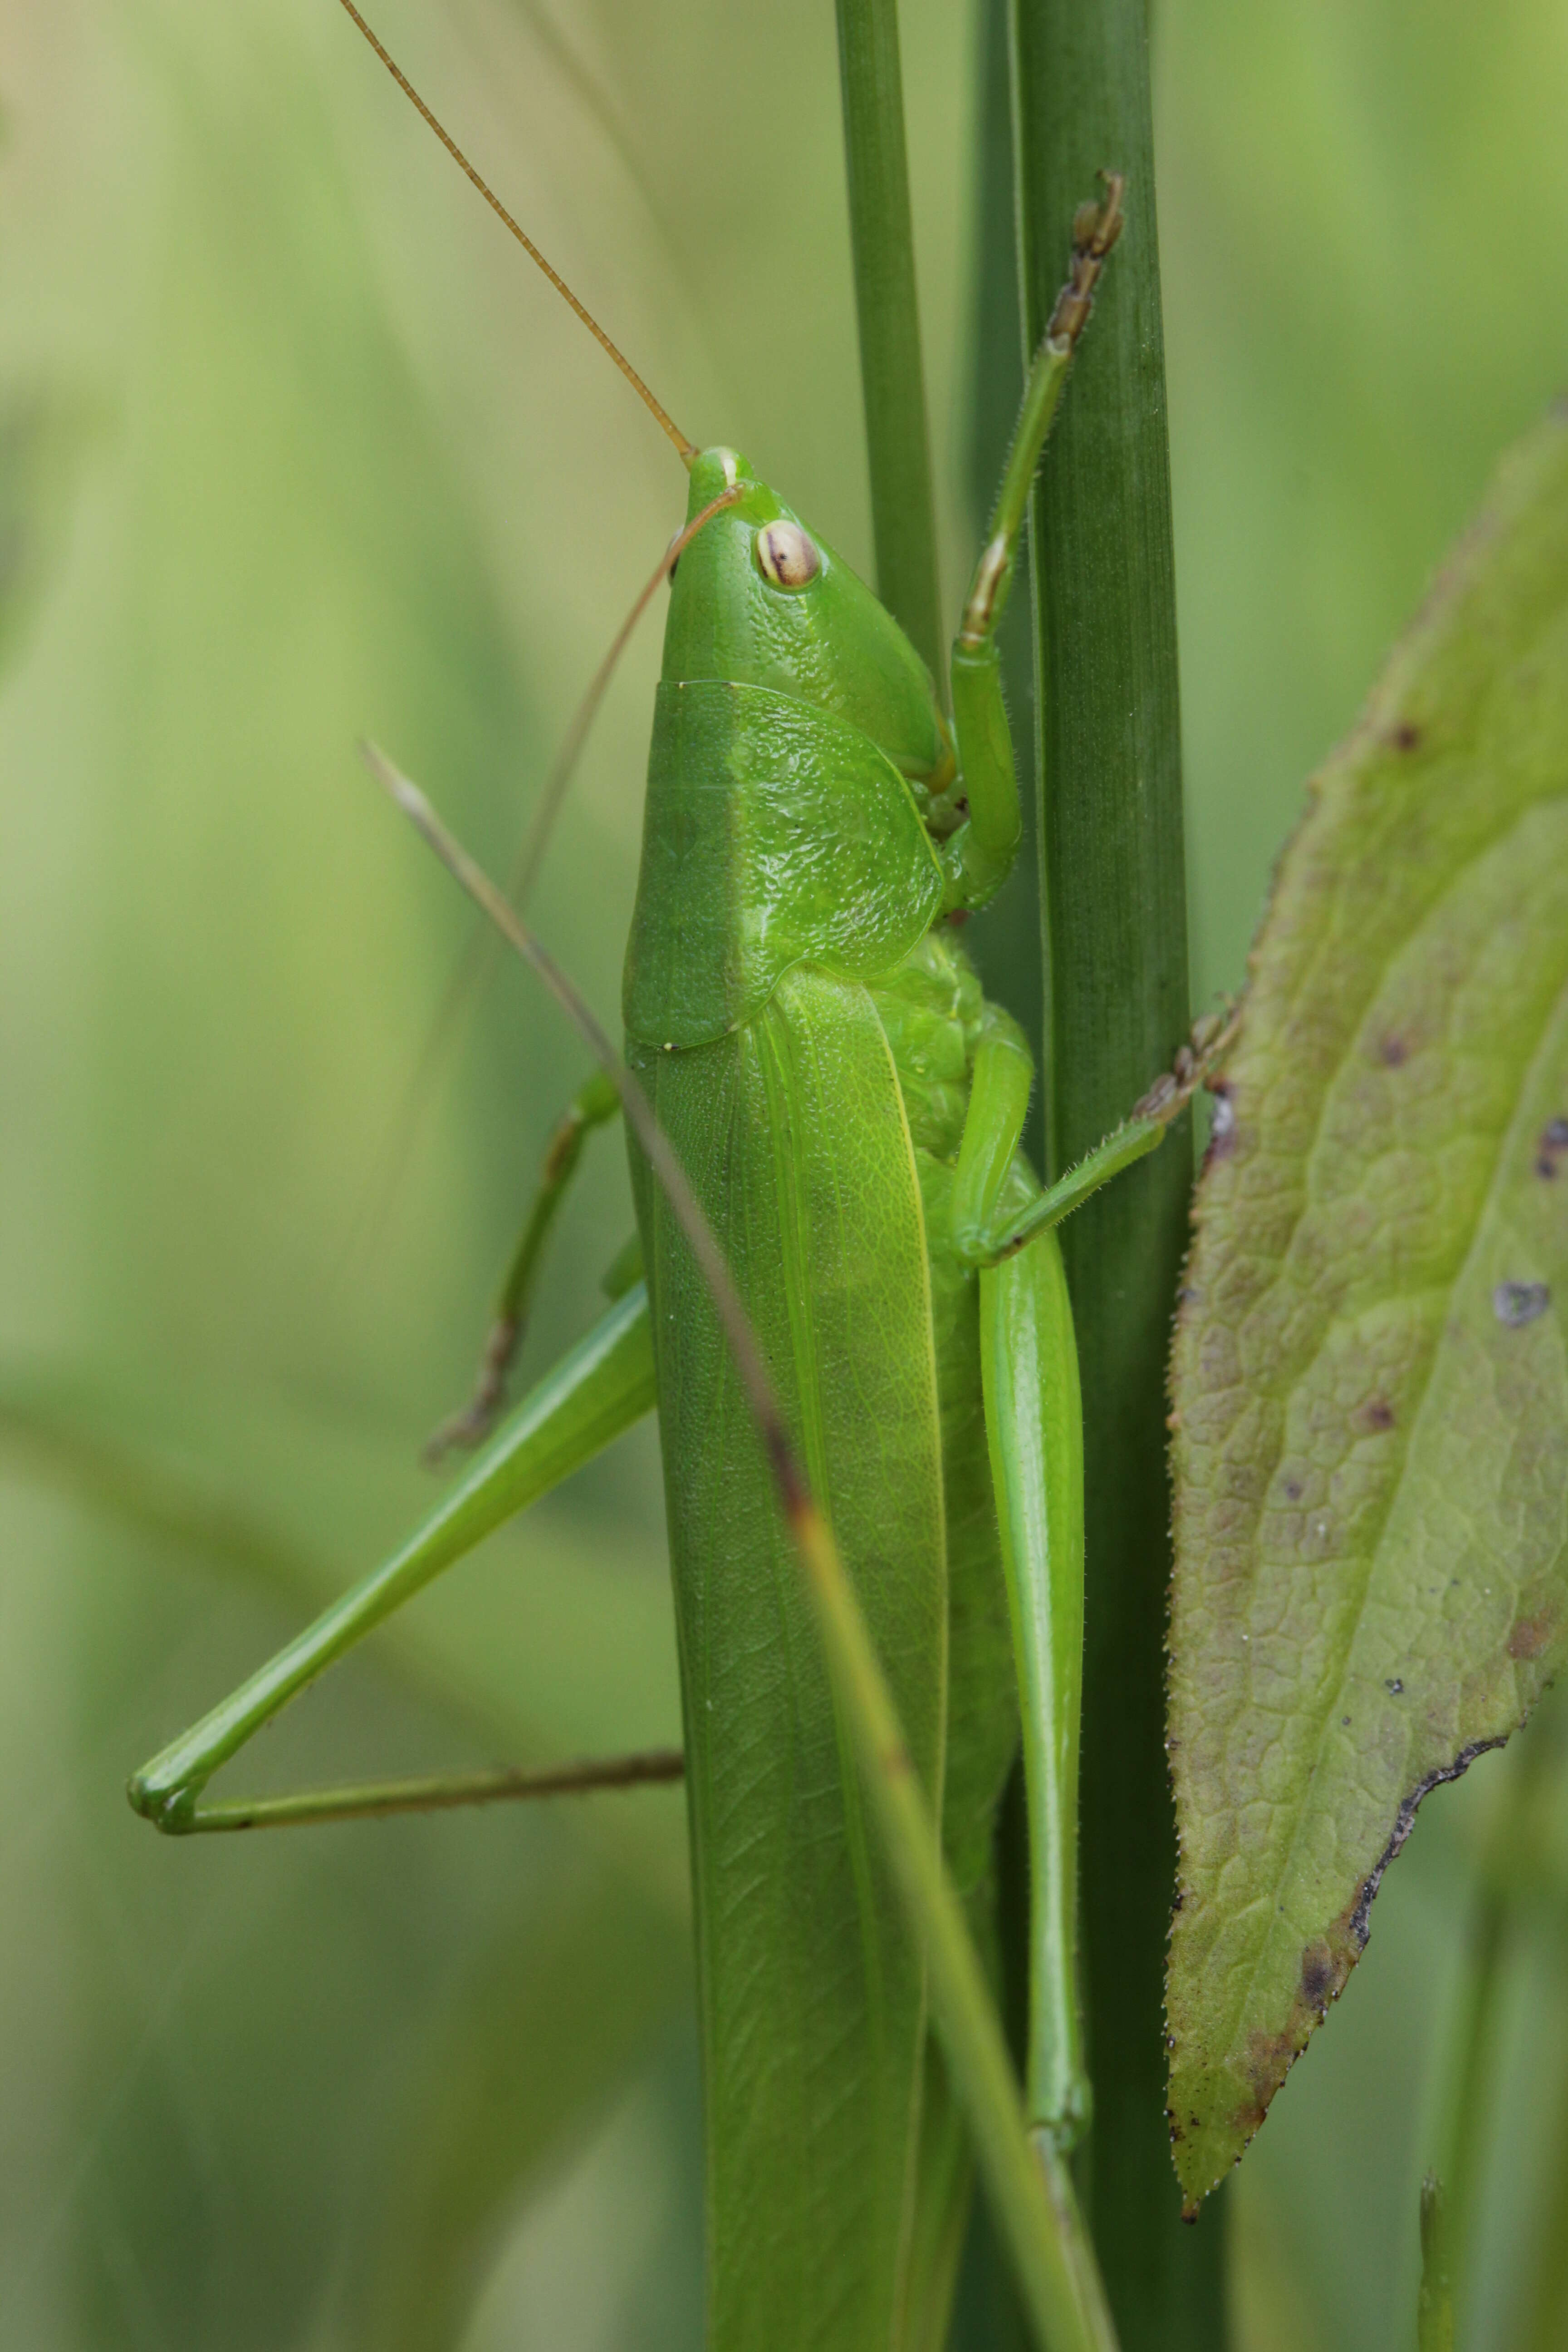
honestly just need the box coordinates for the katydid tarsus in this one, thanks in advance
[127,12,1226,2347]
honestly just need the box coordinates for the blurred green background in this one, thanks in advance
[1,0,1566,2344]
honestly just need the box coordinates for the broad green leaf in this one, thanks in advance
[1166,409,1568,2211]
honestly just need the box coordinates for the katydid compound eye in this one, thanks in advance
[755,521,820,590]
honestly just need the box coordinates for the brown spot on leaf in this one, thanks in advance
[1298,1947,1335,2004]
[1494,1280,1550,1329]
[1379,1033,1411,1067]
[1283,1477,1303,1500]
[1536,1117,1568,1178]
[1225,1920,1366,2163]
[1236,2035,1290,2141]
[1389,721,1422,751]
[1355,1396,1396,1433]
[1507,1612,1553,1661]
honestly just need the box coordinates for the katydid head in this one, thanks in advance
[663,449,956,797]
[626,441,953,1050]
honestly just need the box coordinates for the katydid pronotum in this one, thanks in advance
[128,11,1228,2347]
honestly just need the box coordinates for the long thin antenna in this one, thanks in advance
[333,0,696,461]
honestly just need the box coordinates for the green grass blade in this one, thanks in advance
[0,1366,334,1598]
[1008,0,1227,2341]
[351,1877,692,2352]
[833,0,944,680]
[1417,2176,1455,2352]
[1520,2047,1568,2348]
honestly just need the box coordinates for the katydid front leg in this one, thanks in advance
[941,176,1124,911]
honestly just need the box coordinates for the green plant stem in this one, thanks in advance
[1417,2175,1455,2352]
[1428,1895,1508,2313]
[1520,2042,1568,2349]
[1482,1707,1568,2348]
[833,0,944,681]
[796,1505,1118,2352]
[1008,0,1227,2342]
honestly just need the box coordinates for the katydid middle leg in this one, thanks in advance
[428,1066,622,1457]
